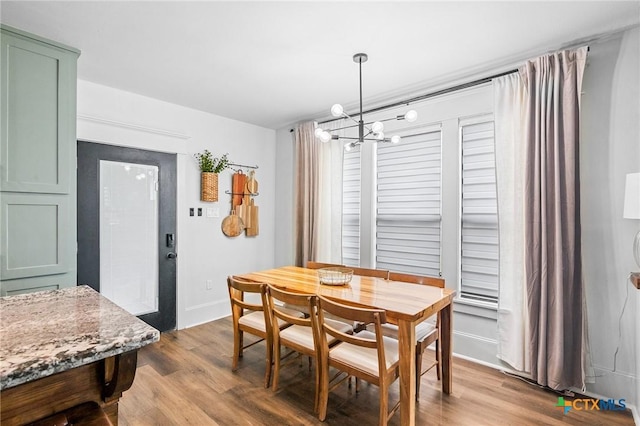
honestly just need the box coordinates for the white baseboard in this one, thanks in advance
[179,299,230,329]
[452,329,500,366]
[584,366,636,402]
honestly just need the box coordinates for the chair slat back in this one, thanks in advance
[227,276,267,312]
[266,284,315,328]
[388,272,444,288]
[350,267,389,279]
[318,296,384,349]
[306,261,345,269]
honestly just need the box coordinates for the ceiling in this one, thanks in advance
[1,1,638,129]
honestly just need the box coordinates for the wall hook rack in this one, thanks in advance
[225,190,259,197]
[228,162,258,171]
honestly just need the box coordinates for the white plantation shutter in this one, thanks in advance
[460,120,499,303]
[376,131,442,276]
[341,149,361,266]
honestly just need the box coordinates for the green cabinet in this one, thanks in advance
[0,25,80,295]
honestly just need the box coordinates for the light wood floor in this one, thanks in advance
[119,317,634,425]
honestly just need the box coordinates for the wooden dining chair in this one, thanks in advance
[350,266,389,279]
[386,271,445,399]
[344,267,390,333]
[266,285,352,412]
[316,296,400,426]
[306,261,344,269]
[227,276,303,388]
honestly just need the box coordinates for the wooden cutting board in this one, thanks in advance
[246,199,259,237]
[246,170,258,195]
[231,171,246,208]
[221,209,244,237]
[241,194,252,230]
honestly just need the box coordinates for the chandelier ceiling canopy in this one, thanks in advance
[314,53,417,151]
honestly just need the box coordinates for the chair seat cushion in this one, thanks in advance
[366,319,436,342]
[238,311,268,331]
[239,307,304,332]
[281,319,352,350]
[329,331,399,377]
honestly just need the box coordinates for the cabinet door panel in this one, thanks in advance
[1,193,69,279]
[1,33,72,194]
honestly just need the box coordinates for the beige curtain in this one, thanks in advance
[494,72,530,373]
[522,46,588,390]
[294,120,345,267]
[316,122,345,263]
[294,121,320,266]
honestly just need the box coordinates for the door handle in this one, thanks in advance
[167,252,177,259]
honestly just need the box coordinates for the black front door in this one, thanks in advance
[77,141,177,332]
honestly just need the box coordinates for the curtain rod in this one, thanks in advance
[314,44,591,127]
[316,68,517,126]
[290,42,595,131]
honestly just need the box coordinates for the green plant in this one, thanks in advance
[194,150,229,173]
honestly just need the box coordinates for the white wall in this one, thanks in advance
[581,27,639,407]
[77,80,277,329]
[275,27,640,406]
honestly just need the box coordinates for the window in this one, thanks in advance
[376,131,442,276]
[459,119,499,303]
[339,84,498,307]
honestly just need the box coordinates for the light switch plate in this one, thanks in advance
[207,208,219,218]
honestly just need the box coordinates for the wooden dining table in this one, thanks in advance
[238,266,456,426]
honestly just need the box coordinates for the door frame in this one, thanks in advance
[77,140,177,332]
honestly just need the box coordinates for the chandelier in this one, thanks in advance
[315,53,417,151]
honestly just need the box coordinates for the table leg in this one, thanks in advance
[398,319,416,426]
[440,303,453,394]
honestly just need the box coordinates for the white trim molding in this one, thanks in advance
[78,114,191,140]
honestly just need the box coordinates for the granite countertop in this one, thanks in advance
[0,285,160,390]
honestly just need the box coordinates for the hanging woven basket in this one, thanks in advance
[201,172,218,202]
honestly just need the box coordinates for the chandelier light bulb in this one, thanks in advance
[344,142,353,151]
[371,121,384,133]
[404,110,418,123]
[320,131,332,143]
[331,104,344,117]
[375,132,385,140]
[391,135,401,144]
[314,127,324,138]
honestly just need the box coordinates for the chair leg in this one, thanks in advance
[232,329,242,371]
[415,347,423,401]
[264,337,273,389]
[272,342,281,391]
[435,340,441,380]
[314,358,321,413]
[318,359,330,421]
[379,386,389,426]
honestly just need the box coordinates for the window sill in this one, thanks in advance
[453,297,498,320]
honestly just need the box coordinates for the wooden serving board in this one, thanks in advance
[221,210,244,237]
[231,171,246,208]
[246,199,259,237]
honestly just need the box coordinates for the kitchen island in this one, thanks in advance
[0,285,159,425]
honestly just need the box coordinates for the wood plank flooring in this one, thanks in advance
[119,317,634,425]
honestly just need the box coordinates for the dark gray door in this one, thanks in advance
[77,141,176,332]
